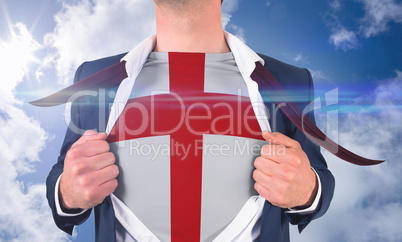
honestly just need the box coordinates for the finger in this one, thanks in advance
[254,156,278,176]
[95,178,118,199]
[83,152,116,171]
[260,143,289,160]
[254,169,288,203]
[79,140,110,157]
[72,130,107,148]
[262,131,300,149]
[253,168,273,187]
[254,181,273,202]
[93,164,119,186]
[253,168,286,194]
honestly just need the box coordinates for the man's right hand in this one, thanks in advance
[59,130,119,210]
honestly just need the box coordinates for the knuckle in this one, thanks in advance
[288,153,301,166]
[66,148,80,161]
[295,159,302,167]
[71,163,82,176]
[293,154,302,165]
[288,173,295,182]
[77,176,89,187]
[83,188,95,202]
[284,170,295,182]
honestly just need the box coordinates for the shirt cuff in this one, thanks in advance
[285,167,322,214]
[55,174,89,217]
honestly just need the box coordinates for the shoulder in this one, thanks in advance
[257,53,311,84]
[257,53,314,102]
[74,52,128,83]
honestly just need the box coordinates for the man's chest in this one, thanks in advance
[106,52,267,241]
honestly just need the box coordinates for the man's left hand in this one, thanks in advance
[253,131,318,209]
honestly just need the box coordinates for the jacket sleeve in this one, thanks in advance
[45,62,92,235]
[284,68,335,232]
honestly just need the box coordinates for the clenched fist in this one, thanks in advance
[253,131,318,209]
[59,130,119,210]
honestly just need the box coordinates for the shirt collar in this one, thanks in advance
[224,31,264,77]
[120,31,264,78]
[121,34,157,77]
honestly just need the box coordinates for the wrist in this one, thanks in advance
[293,169,318,209]
[59,175,80,211]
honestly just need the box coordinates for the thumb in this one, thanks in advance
[262,131,299,148]
[72,130,107,147]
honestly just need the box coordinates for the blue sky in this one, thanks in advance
[0,0,401,241]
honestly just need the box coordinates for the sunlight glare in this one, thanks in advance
[0,23,41,93]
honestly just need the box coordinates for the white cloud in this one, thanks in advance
[329,27,358,51]
[285,52,312,68]
[293,53,303,63]
[0,23,68,241]
[326,1,359,51]
[359,0,402,38]
[395,69,402,78]
[227,23,246,43]
[291,72,402,241]
[221,0,239,15]
[221,12,232,30]
[329,0,341,10]
[266,1,271,7]
[327,0,402,50]
[43,0,156,85]
[309,69,326,80]
[221,0,245,42]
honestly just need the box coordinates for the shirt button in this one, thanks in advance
[140,235,151,242]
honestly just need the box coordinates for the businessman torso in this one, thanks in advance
[46,50,334,242]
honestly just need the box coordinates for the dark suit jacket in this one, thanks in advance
[46,53,335,242]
